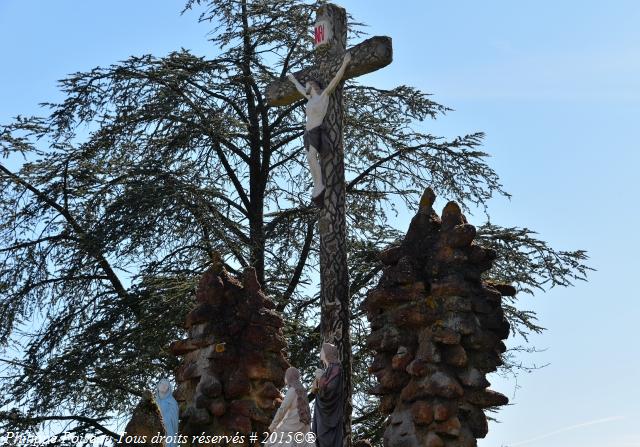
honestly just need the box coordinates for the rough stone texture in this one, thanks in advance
[170,262,289,445]
[122,391,166,446]
[362,188,511,447]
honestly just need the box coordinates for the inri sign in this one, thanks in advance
[314,19,333,47]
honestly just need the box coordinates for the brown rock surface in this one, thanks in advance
[122,391,166,446]
[170,262,288,444]
[362,188,511,447]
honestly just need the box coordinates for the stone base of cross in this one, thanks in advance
[266,4,392,446]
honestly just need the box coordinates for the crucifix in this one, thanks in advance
[266,4,392,445]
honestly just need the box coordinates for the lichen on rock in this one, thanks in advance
[363,187,511,447]
[170,262,289,445]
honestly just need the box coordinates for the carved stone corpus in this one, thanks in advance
[170,262,289,446]
[264,6,393,447]
[362,187,512,447]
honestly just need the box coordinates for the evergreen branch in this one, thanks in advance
[0,163,129,302]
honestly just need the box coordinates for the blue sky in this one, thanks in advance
[1,1,638,446]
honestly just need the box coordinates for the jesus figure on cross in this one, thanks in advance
[267,5,392,442]
[286,52,351,207]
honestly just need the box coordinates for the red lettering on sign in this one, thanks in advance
[314,24,324,44]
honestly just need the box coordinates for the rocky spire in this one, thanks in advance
[122,390,166,447]
[362,188,511,447]
[170,261,289,441]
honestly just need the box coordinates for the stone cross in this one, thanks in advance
[266,4,392,445]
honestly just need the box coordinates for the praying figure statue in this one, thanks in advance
[155,378,179,447]
[286,52,351,207]
[266,367,314,447]
[311,343,344,447]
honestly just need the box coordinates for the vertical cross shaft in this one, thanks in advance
[265,5,392,446]
[314,4,353,447]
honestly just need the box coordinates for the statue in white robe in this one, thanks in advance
[266,367,314,447]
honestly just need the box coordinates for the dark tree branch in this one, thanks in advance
[0,163,128,302]
[0,413,120,440]
[277,219,315,311]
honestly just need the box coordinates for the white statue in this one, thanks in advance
[287,52,351,206]
[155,378,180,447]
[265,367,314,447]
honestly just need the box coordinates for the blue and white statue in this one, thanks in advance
[155,378,179,447]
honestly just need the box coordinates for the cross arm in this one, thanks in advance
[266,36,393,107]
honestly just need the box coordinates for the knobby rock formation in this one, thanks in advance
[122,391,166,446]
[363,188,512,447]
[170,262,289,444]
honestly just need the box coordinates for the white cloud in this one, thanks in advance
[507,415,626,446]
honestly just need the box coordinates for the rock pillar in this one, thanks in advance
[362,188,511,447]
[170,263,289,445]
